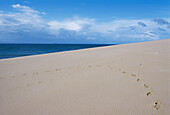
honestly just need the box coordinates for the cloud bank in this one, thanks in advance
[0,4,169,43]
[152,18,170,26]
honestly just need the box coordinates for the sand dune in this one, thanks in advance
[0,39,169,115]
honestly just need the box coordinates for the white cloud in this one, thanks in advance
[12,4,39,14]
[47,17,94,32]
[24,1,30,4]
[0,4,45,33]
[12,4,21,8]
[0,4,169,43]
[89,19,147,34]
[145,31,158,40]
[88,19,170,40]
[48,21,82,31]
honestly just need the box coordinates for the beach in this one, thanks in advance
[0,39,169,115]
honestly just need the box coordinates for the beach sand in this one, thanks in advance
[0,39,169,115]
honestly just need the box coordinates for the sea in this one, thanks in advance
[0,44,113,59]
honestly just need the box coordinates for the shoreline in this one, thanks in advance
[0,44,114,61]
[0,39,167,61]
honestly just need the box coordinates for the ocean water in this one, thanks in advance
[0,44,113,59]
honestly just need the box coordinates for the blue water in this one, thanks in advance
[0,44,114,59]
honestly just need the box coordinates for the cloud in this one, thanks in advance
[47,17,94,32]
[157,27,166,31]
[152,18,170,25]
[24,1,30,4]
[167,25,170,28]
[87,19,160,40]
[138,22,147,27]
[0,4,169,43]
[12,4,39,14]
[0,4,46,33]
[145,31,158,40]
[12,4,22,8]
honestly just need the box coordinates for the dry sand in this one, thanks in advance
[0,39,169,115]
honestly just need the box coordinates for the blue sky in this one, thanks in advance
[0,0,169,44]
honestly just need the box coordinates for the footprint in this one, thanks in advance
[152,100,161,110]
[33,72,39,75]
[131,74,136,77]
[22,74,26,76]
[45,70,50,72]
[144,84,149,88]
[122,71,126,74]
[88,65,92,67]
[137,78,140,82]
[56,68,61,71]
[146,91,153,96]
[0,77,2,79]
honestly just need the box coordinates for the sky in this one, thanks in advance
[0,0,169,44]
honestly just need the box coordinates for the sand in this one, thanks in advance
[0,39,169,115]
